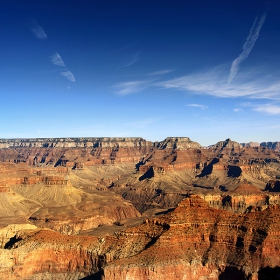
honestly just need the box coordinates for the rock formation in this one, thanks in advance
[242,141,280,152]
[1,195,280,279]
[0,137,279,279]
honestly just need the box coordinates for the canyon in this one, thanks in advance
[0,137,280,279]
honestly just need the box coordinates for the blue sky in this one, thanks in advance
[1,0,280,146]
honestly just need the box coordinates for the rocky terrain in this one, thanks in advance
[0,137,280,279]
[242,141,280,152]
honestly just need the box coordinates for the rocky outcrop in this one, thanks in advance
[1,195,280,279]
[260,142,280,152]
[155,137,201,149]
[103,195,280,280]
[203,183,280,213]
[0,229,101,279]
[210,138,243,151]
[241,142,260,148]
[241,141,280,152]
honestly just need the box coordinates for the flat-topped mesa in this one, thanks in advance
[0,138,155,167]
[0,137,151,149]
[156,137,201,150]
[94,137,152,148]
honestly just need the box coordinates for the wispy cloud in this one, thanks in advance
[114,64,280,103]
[238,102,280,115]
[30,20,48,40]
[186,103,208,109]
[157,65,280,100]
[233,108,242,112]
[114,80,150,95]
[61,71,76,82]
[228,12,267,84]
[119,52,140,68]
[49,53,76,82]
[114,69,175,95]
[50,52,66,67]
[253,104,280,115]
[148,69,175,76]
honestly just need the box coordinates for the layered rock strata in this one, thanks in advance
[1,195,280,279]
[1,137,280,219]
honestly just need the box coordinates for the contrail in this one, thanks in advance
[228,12,267,84]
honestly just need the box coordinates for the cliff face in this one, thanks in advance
[109,138,280,212]
[103,195,280,280]
[1,195,280,280]
[1,137,279,216]
[0,137,153,167]
[0,137,150,148]
[242,141,280,152]
[203,183,278,213]
[0,137,280,279]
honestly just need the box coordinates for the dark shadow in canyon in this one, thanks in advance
[80,270,103,280]
[265,181,280,192]
[227,166,242,178]
[4,235,23,249]
[135,160,144,171]
[258,266,280,280]
[197,158,219,178]
[218,266,246,280]
[139,167,154,181]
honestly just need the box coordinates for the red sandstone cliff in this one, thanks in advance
[1,195,280,279]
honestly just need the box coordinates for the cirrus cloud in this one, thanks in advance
[50,52,66,67]
[30,20,48,40]
[253,104,280,115]
[186,103,208,109]
[157,65,280,100]
[114,80,151,95]
[61,71,76,82]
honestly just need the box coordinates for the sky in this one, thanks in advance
[1,0,280,146]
